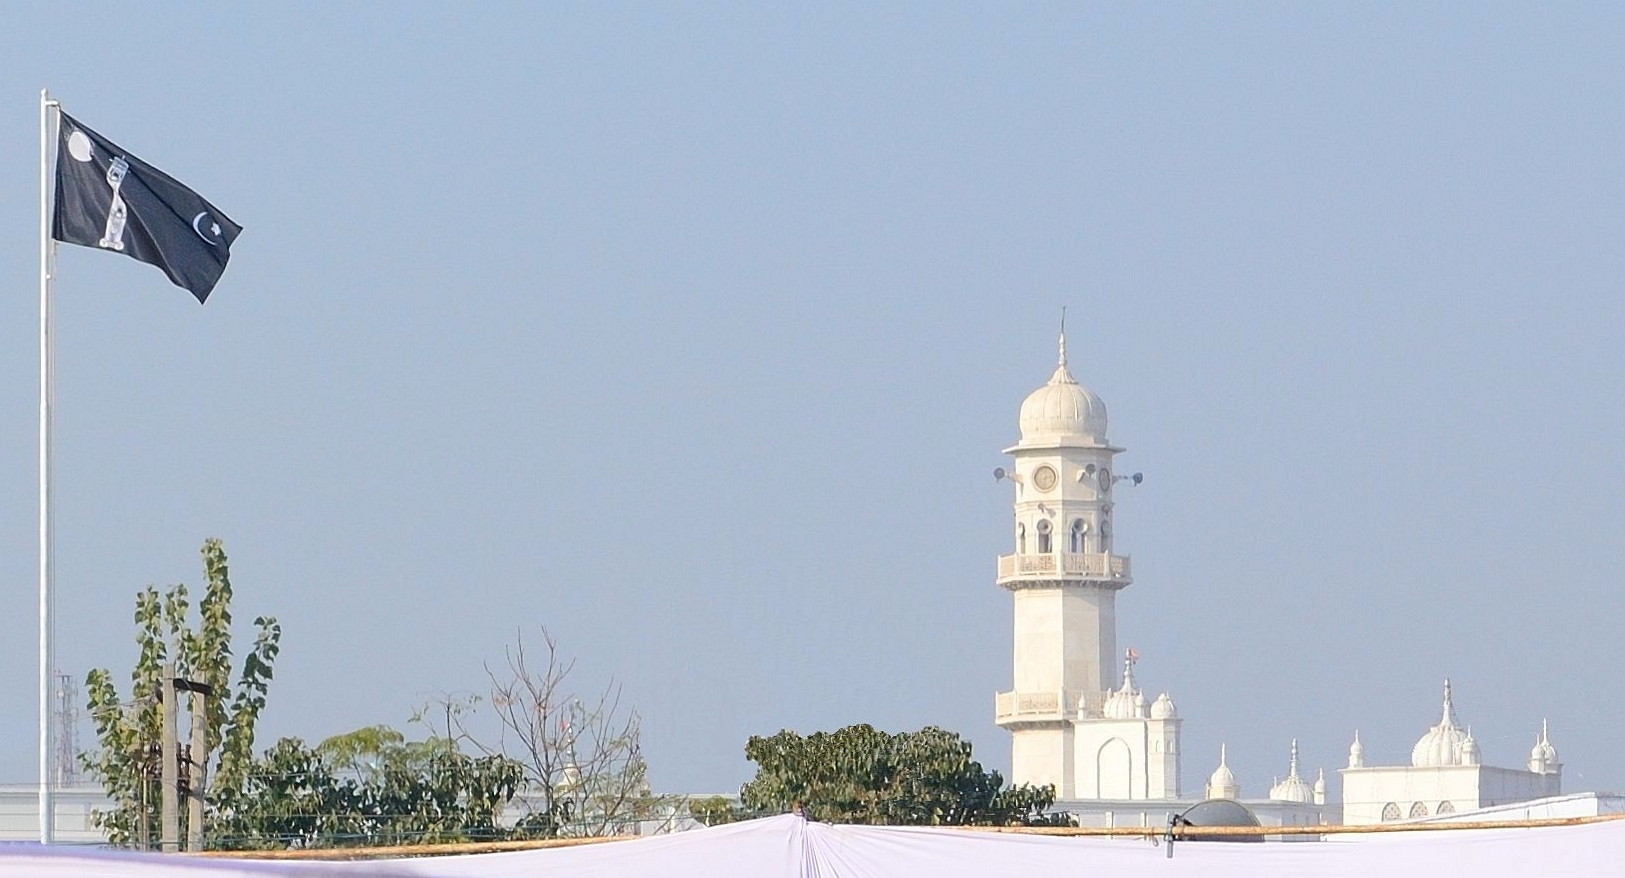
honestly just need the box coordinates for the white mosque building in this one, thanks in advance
[1340,681,1562,824]
[991,331,1565,826]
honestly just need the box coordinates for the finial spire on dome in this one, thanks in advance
[1288,739,1301,779]
[1058,306,1068,367]
[1441,678,1457,726]
[1041,309,1079,388]
[1207,744,1240,800]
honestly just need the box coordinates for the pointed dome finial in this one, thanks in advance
[1414,680,1472,766]
[1101,648,1144,719]
[1207,743,1240,799]
[1269,738,1314,803]
[1058,306,1069,368]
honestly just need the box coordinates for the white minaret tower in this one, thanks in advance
[994,325,1134,797]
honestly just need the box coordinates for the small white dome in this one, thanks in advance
[1461,732,1480,766]
[1269,739,1314,803]
[1016,333,1108,445]
[1529,722,1558,773]
[1102,686,1139,720]
[1348,732,1365,769]
[1151,692,1178,719]
[1206,745,1240,800]
[1412,680,1472,767]
[1101,649,1142,719]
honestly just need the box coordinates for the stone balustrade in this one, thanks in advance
[996,552,1131,585]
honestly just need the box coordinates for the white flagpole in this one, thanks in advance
[39,87,58,845]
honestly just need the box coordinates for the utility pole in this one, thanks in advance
[159,664,178,853]
[183,682,209,852]
[158,666,214,853]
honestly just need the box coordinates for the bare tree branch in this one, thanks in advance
[453,628,669,837]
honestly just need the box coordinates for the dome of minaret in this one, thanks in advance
[1348,731,1365,768]
[1016,330,1109,447]
[1412,679,1472,767]
[1150,692,1178,720]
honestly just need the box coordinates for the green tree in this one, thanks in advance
[686,794,744,827]
[81,539,281,848]
[209,737,363,850]
[210,728,526,850]
[740,724,1057,826]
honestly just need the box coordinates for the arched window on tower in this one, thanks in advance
[1100,517,1112,553]
[1016,523,1027,555]
[1036,520,1052,554]
[1070,519,1086,553]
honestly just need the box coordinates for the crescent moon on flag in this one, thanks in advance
[192,212,223,246]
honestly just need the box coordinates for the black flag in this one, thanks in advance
[52,112,242,303]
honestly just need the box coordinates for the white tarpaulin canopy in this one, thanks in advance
[4,814,1624,878]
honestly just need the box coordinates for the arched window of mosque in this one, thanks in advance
[1381,803,1401,822]
[1070,519,1086,553]
[1036,520,1053,554]
[1100,517,1112,552]
[1437,801,1455,815]
[1017,523,1027,555]
[1409,802,1429,818]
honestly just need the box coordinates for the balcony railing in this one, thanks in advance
[994,689,1082,724]
[996,552,1131,582]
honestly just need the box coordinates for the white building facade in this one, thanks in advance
[1340,680,1561,824]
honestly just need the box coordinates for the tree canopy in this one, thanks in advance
[740,724,1056,826]
[210,729,526,849]
[82,539,281,848]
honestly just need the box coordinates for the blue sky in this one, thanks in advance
[1,3,1623,800]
